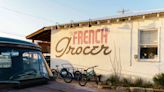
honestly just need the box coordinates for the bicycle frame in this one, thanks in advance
[84,66,98,80]
[78,65,99,86]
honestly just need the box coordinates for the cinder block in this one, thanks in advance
[145,88,154,92]
[116,87,130,92]
[130,87,145,92]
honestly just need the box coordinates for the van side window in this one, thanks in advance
[22,52,40,75]
[0,52,12,68]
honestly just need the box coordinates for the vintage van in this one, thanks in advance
[0,37,52,88]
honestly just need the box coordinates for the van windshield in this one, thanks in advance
[0,46,48,82]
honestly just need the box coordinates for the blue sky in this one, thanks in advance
[0,0,164,39]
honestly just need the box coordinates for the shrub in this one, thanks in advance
[153,73,164,88]
[133,78,144,87]
[106,74,153,88]
[143,81,153,88]
[106,75,120,86]
[132,78,153,88]
[121,77,132,87]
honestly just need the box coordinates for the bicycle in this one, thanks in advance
[51,65,72,83]
[79,65,101,86]
[60,64,82,83]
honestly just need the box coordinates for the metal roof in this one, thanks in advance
[91,8,164,21]
[26,9,164,41]
[50,8,164,26]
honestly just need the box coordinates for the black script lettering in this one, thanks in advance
[76,47,82,55]
[55,37,71,57]
[90,46,103,55]
[66,46,76,55]
[83,46,91,55]
[55,37,112,57]
[102,45,112,55]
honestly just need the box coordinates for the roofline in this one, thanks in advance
[26,9,164,40]
[26,27,51,39]
[49,9,164,29]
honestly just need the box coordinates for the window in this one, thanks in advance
[0,46,49,81]
[0,54,11,68]
[0,50,19,68]
[22,52,40,74]
[22,52,49,78]
[139,29,158,61]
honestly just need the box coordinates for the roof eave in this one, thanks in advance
[26,27,51,39]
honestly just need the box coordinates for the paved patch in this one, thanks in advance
[1,80,113,92]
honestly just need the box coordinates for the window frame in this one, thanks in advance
[138,28,160,62]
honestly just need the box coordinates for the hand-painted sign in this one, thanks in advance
[55,28,112,57]
[73,28,108,45]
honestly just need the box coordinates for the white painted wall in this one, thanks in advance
[51,16,164,80]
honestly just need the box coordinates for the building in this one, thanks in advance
[26,9,164,80]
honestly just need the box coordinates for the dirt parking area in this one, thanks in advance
[1,79,113,92]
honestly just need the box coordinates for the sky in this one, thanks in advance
[0,0,164,40]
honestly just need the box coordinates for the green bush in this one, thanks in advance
[106,74,153,88]
[143,81,153,88]
[133,78,144,87]
[121,77,132,87]
[153,73,164,88]
[132,78,153,88]
[106,75,120,86]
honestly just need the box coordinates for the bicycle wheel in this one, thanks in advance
[63,72,73,83]
[60,68,68,78]
[95,75,101,85]
[73,71,82,80]
[95,76,99,85]
[79,74,87,86]
[51,69,58,80]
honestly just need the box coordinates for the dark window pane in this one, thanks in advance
[140,47,157,59]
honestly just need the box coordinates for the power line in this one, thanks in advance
[0,30,25,37]
[0,6,56,23]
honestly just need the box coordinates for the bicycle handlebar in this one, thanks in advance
[86,65,98,71]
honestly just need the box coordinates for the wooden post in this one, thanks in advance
[32,39,34,43]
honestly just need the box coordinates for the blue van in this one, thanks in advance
[0,37,52,88]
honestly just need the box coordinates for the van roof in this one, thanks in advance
[0,37,40,49]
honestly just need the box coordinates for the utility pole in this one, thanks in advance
[118,9,129,14]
